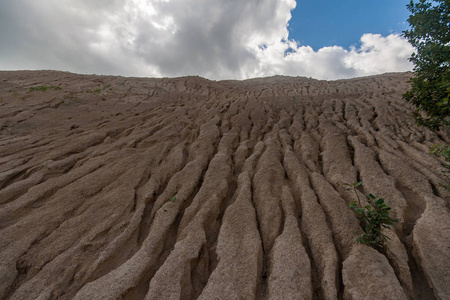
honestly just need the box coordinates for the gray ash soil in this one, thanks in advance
[0,70,449,300]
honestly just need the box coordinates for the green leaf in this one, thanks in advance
[355,208,365,215]
[376,198,385,206]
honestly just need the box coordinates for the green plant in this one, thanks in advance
[29,85,61,92]
[170,196,176,202]
[86,88,101,93]
[430,144,450,189]
[30,86,47,92]
[345,181,398,248]
[402,0,450,130]
[381,90,394,96]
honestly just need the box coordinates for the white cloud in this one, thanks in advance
[249,33,414,80]
[0,0,414,80]
[344,33,415,75]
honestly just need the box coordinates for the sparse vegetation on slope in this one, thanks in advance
[0,70,449,300]
[29,85,61,92]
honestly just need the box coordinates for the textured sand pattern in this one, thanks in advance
[0,70,449,299]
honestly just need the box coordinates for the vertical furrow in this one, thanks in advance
[198,171,263,299]
[266,185,313,300]
[283,150,339,300]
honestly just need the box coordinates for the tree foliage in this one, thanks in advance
[403,0,450,131]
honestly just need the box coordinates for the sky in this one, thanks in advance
[0,0,415,80]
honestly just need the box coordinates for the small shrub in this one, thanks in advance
[345,181,398,248]
[170,196,176,202]
[86,88,101,93]
[29,86,47,92]
[29,85,61,92]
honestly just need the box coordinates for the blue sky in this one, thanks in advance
[0,0,415,80]
[289,0,411,50]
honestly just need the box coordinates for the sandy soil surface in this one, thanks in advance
[0,70,449,300]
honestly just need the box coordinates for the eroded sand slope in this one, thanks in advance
[0,71,449,300]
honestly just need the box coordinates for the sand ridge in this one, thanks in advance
[0,70,449,299]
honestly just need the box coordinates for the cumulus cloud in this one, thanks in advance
[0,0,414,80]
[252,33,415,80]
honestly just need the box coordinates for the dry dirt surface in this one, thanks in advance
[0,70,449,300]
